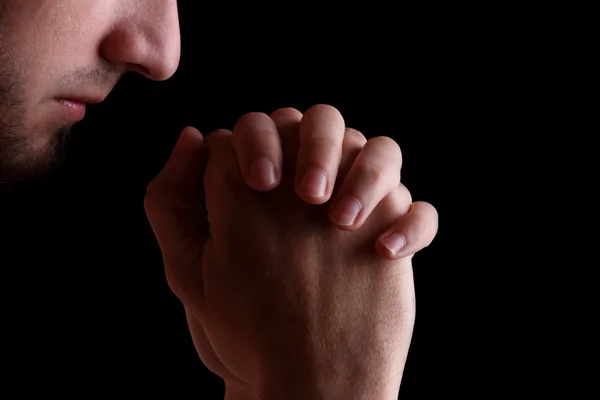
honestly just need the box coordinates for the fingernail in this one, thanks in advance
[379,232,406,255]
[331,196,362,226]
[301,168,327,198]
[250,157,276,187]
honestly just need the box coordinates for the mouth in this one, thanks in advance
[54,96,106,122]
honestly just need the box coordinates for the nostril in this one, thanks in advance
[127,63,150,77]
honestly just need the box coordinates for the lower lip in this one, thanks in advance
[56,99,86,121]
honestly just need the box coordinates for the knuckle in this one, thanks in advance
[413,211,438,246]
[270,107,301,120]
[164,269,185,299]
[235,112,268,130]
[421,201,438,216]
[305,103,340,116]
[211,128,233,137]
[144,179,172,216]
[304,104,345,126]
[344,127,367,144]
[371,136,402,154]
[414,201,439,224]
[223,162,246,186]
[239,111,267,122]
[423,204,440,237]
[305,133,337,147]
[419,221,435,247]
[303,137,339,159]
[372,192,401,222]
[377,186,411,220]
[144,179,162,204]
[206,129,232,147]
[369,136,402,156]
[142,192,154,213]
[359,160,386,186]
[397,183,413,205]
[421,226,435,248]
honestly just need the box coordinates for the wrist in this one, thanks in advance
[223,381,255,400]
[256,356,402,400]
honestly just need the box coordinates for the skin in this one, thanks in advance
[1,0,439,396]
[0,0,180,185]
[0,0,435,258]
[146,123,438,399]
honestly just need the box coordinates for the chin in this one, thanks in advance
[0,126,72,192]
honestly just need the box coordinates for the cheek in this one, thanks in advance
[1,38,52,105]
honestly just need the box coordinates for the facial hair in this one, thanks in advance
[0,21,71,192]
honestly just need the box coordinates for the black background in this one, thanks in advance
[0,3,478,398]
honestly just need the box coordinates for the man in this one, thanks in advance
[1,1,438,398]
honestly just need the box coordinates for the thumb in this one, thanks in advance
[145,127,209,300]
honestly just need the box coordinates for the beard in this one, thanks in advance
[0,35,71,193]
[0,120,71,193]
[0,79,72,193]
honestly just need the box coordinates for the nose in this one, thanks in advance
[100,1,181,81]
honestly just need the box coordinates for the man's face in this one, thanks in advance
[0,0,181,187]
